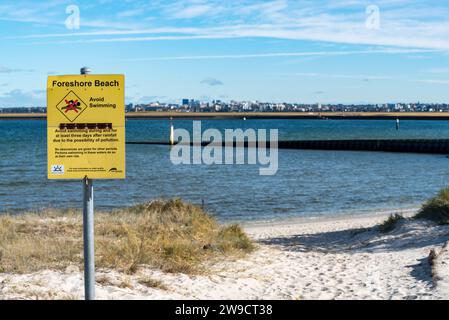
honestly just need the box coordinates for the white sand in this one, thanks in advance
[1,210,449,300]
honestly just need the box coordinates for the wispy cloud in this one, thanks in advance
[159,0,225,19]
[170,4,219,19]
[23,23,449,50]
[200,78,224,86]
[4,1,449,51]
[291,71,449,85]
[0,65,34,73]
[127,48,434,62]
[425,67,449,74]
[237,0,288,21]
[293,72,392,81]
[416,79,449,85]
[117,8,145,19]
[8,27,201,39]
[0,1,145,30]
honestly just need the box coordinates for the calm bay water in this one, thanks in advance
[1,119,449,222]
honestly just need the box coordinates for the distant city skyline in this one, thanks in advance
[1,0,449,107]
[3,100,449,115]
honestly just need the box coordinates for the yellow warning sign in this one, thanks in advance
[47,74,125,179]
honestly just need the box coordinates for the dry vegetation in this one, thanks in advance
[0,199,254,275]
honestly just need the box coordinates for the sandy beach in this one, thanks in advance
[1,210,448,300]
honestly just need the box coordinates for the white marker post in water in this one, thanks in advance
[170,117,175,145]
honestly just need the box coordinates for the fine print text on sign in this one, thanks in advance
[47,74,126,179]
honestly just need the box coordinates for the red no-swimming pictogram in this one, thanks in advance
[63,99,81,113]
[56,91,87,122]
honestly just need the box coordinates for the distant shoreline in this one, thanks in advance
[3,111,449,120]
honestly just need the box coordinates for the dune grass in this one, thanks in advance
[0,199,254,274]
[379,214,405,233]
[415,188,449,225]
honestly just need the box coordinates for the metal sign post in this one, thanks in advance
[81,66,95,300]
[83,176,95,300]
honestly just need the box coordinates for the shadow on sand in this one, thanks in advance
[259,219,449,254]
[259,219,448,285]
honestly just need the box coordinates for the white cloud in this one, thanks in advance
[0,89,45,107]
[136,95,167,103]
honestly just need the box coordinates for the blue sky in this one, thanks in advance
[1,0,449,107]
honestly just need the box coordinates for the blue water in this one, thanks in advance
[128,119,449,141]
[1,119,449,222]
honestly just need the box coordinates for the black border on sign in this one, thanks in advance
[56,90,88,123]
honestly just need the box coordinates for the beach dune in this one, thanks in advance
[1,210,448,300]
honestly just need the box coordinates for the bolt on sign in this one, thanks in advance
[47,75,125,179]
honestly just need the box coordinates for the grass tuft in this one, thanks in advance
[379,214,404,233]
[96,275,113,286]
[0,199,254,275]
[415,188,449,225]
[217,224,254,253]
[138,277,167,290]
[118,276,133,289]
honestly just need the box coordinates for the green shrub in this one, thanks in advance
[415,188,449,225]
[379,214,404,233]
